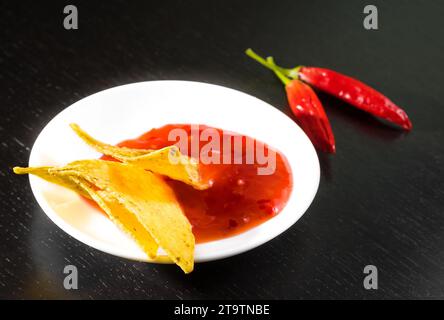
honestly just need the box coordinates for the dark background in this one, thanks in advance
[1,0,443,299]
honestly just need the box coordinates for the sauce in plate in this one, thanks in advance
[101,124,292,243]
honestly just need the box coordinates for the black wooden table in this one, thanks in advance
[1,0,444,299]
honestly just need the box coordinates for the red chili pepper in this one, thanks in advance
[268,62,412,131]
[246,49,336,153]
[285,78,336,153]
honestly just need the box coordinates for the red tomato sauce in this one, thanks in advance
[101,124,292,243]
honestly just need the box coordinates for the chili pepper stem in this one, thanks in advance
[266,57,301,79]
[272,67,291,85]
[245,48,292,85]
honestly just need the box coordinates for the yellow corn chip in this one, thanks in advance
[14,166,161,261]
[70,123,148,158]
[69,176,160,260]
[13,166,89,198]
[70,123,209,190]
[52,160,195,273]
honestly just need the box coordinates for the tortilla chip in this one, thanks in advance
[114,146,209,190]
[70,176,160,260]
[14,166,161,261]
[13,166,89,198]
[53,160,195,273]
[70,123,209,190]
[70,123,148,158]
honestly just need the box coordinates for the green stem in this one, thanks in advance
[267,57,301,79]
[245,48,291,85]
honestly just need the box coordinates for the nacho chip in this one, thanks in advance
[114,146,209,190]
[69,176,160,260]
[70,123,209,190]
[70,123,148,158]
[14,165,161,261]
[53,160,195,273]
[20,160,194,272]
[13,166,89,198]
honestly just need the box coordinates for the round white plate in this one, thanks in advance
[28,81,320,263]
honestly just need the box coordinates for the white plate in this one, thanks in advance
[28,81,320,263]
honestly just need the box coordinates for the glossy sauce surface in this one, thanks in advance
[103,124,292,243]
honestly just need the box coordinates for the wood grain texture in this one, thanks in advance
[1,0,444,299]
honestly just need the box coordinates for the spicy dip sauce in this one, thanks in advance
[103,124,292,243]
